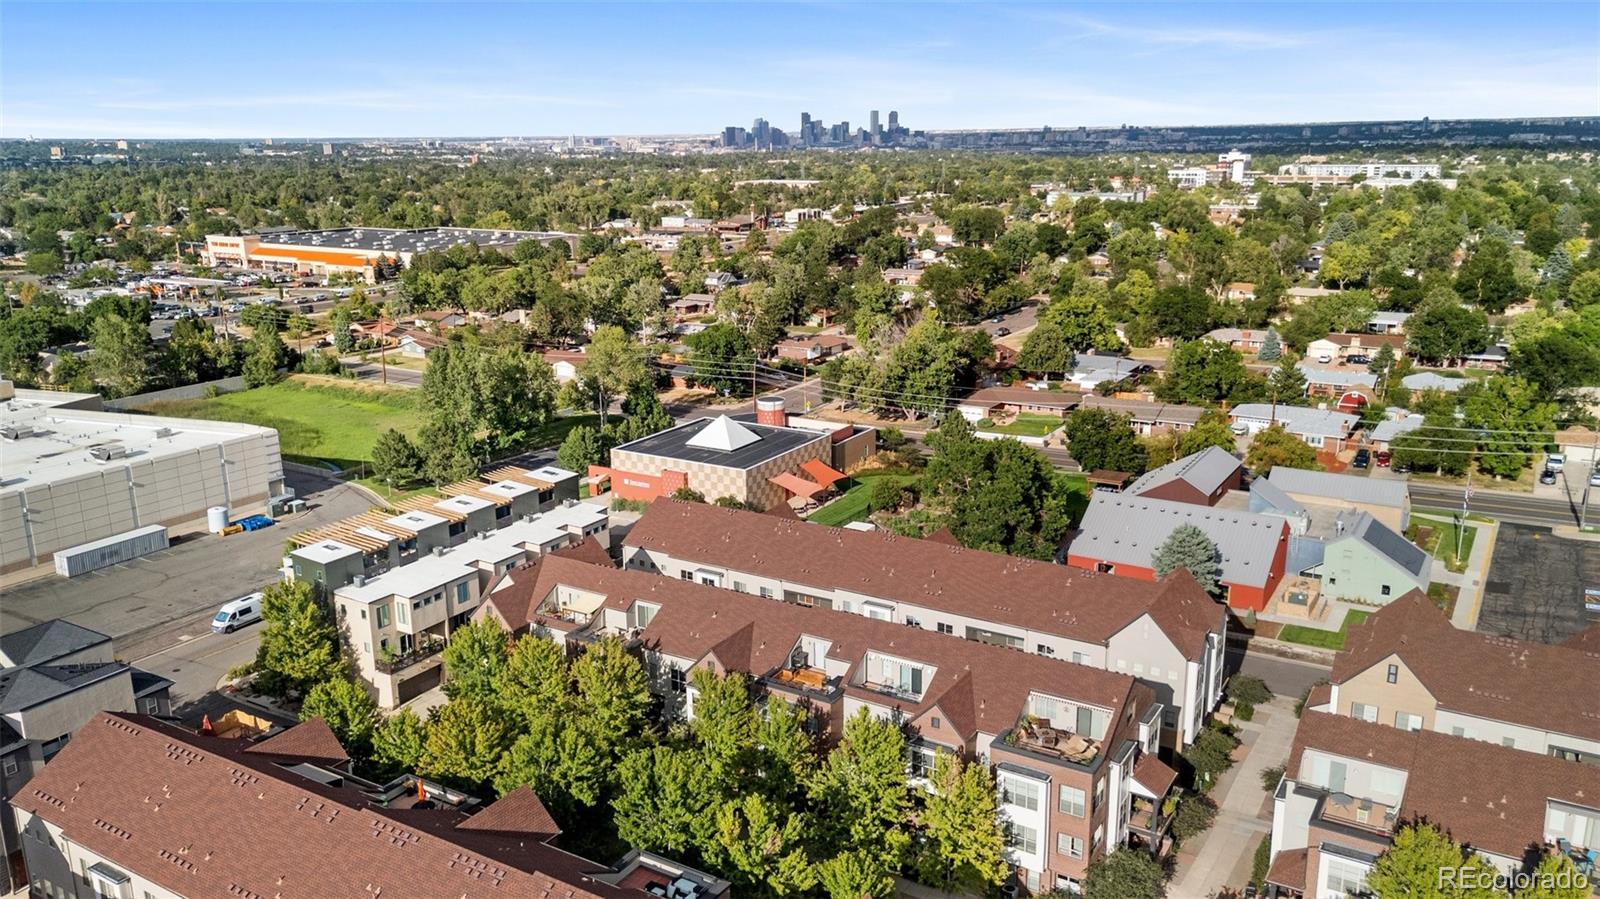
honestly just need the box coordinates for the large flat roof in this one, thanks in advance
[1,403,279,492]
[248,226,577,255]
[612,417,825,470]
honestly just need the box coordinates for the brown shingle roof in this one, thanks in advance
[1334,590,1600,741]
[458,786,562,838]
[1265,848,1308,890]
[243,718,349,764]
[624,501,1220,660]
[552,535,614,568]
[922,527,962,547]
[1288,711,1600,859]
[15,713,643,898]
[514,555,1147,746]
[1132,752,1178,797]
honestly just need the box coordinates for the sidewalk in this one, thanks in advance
[1169,697,1298,898]
[1425,519,1497,630]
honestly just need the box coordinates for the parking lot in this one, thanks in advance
[0,472,373,660]
[1477,521,1600,643]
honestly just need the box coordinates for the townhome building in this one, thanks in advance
[326,502,609,707]
[475,554,1181,894]
[617,501,1226,748]
[1267,711,1600,899]
[12,713,727,899]
[1303,592,1600,763]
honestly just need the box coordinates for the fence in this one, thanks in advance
[104,375,248,410]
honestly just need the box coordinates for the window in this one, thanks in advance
[1092,824,1104,853]
[908,743,938,778]
[1381,584,1392,596]
[1386,664,1398,684]
[937,623,954,635]
[669,667,687,693]
[1007,821,1039,855]
[759,587,774,599]
[1037,644,1053,655]
[1000,777,1041,811]
[931,717,941,729]
[1059,785,1086,817]
[1072,651,1091,665]
[1394,712,1422,731]
[376,603,391,628]
[1093,778,1105,810]
[448,521,466,537]
[142,697,160,715]
[1351,702,1378,723]
[495,504,511,519]
[1,756,17,777]
[396,600,408,625]
[1451,725,1469,738]
[1501,737,1516,748]
[1057,833,1084,858]
[681,570,694,581]
[733,581,746,593]
[360,608,367,620]
[456,582,469,604]
[1323,858,1370,897]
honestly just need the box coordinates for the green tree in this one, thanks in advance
[816,850,896,899]
[330,307,355,353]
[494,710,611,819]
[89,311,150,397]
[1257,328,1282,361]
[1168,791,1218,843]
[1182,724,1240,790]
[1083,848,1166,899]
[369,428,424,490]
[242,327,286,388]
[807,708,911,873]
[1368,822,1507,899]
[1517,854,1592,899]
[441,618,509,703]
[556,424,605,474]
[1245,424,1319,473]
[690,668,759,783]
[1407,300,1491,365]
[1568,270,1600,309]
[1268,357,1307,402]
[1369,343,1396,379]
[613,745,718,855]
[1151,523,1221,592]
[708,794,817,896]
[914,751,1009,894]
[497,635,572,722]
[24,250,63,276]
[1041,288,1121,353]
[1017,320,1075,374]
[1175,411,1238,457]
[577,324,649,424]
[372,709,428,776]
[1462,376,1557,479]
[1063,408,1148,473]
[300,677,378,760]
[687,322,754,395]
[1159,339,1252,405]
[571,636,651,753]
[1455,238,1522,313]
[253,580,343,698]
[420,698,515,791]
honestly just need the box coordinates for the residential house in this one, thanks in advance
[1076,396,1206,436]
[1367,311,1411,335]
[1066,356,1151,392]
[0,621,171,894]
[669,294,714,321]
[1229,405,1360,454]
[542,348,587,384]
[1399,372,1468,394]
[957,386,1080,423]
[477,554,1180,894]
[1268,468,1410,532]
[1221,282,1257,302]
[321,502,609,707]
[1267,710,1600,899]
[1284,286,1341,306]
[773,333,851,364]
[1555,427,1600,465]
[1305,333,1405,364]
[702,271,741,293]
[12,712,728,899]
[395,328,445,358]
[619,500,1227,748]
[1303,592,1600,763]
[1125,446,1246,507]
[1205,328,1271,353]
[1462,343,1509,370]
[1067,493,1290,612]
[1366,413,1424,451]
[1302,512,1431,606]
[882,267,924,286]
[1296,364,1377,401]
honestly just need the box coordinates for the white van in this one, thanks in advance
[212,592,264,633]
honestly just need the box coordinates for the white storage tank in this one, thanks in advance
[207,506,231,533]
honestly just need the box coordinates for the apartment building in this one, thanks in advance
[618,501,1226,747]
[0,621,171,894]
[12,712,726,899]
[1268,711,1600,899]
[328,502,608,707]
[477,554,1181,894]
[1304,592,1600,763]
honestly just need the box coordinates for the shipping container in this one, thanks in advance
[52,525,170,577]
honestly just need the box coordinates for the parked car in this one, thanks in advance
[1375,450,1392,467]
[1394,462,1411,474]
[1346,354,1370,365]
[1353,448,1370,469]
[1540,468,1558,485]
[994,327,1011,337]
[1548,453,1566,472]
[1317,353,1333,363]
[211,593,264,634]
[1590,469,1600,488]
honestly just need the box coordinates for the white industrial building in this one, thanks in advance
[0,384,283,575]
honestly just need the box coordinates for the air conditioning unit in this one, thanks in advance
[1,425,35,441]
[89,445,128,462]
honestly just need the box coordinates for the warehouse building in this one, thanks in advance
[202,226,580,282]
[0,385,283,575]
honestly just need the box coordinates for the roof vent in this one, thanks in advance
[0,425,35,440]
[432,546,445,557]
[353,575,367,587]
[89,444,128,462]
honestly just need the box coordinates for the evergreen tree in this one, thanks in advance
[242,327,286,388]
[914,751,1009,893]
[1151,524,1221,592]
[1256,328,1282,361]
[89,311,150,397]
[1268,356,1307,402]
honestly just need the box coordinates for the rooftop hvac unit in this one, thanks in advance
[1,425,35,440]
[154,427,175,438]
[89,445,128,462]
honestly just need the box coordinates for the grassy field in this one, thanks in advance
[1279,609,1372,650]
[144,377,422,470]
[977,413,1064,437]
[809,470,923,527]
[1409,515,1478,573]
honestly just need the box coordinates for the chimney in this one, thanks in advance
[756,395,787,428]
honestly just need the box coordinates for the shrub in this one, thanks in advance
[1227,674,1273,705]
[610,497,649,513]
[1233,702,1255,721]
[1169,792,1219,843]
[1260,764,1285,793]
[1251,835,1272,891]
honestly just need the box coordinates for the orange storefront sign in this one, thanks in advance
[252,247,374,266]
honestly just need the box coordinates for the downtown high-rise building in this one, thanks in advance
[869,109,880,141]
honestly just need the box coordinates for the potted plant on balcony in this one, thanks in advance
[377,644,400,671]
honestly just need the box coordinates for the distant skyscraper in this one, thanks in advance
[800,112,811,146]
[753,117,770,148]
[888,110,899,131]
[869,110,880,141]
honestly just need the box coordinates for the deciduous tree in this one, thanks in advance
[1245,424,1319,474]
[914,751,1009,894]
[807,708,911,873]
[300,677,379,760]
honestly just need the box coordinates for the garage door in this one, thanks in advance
[397,665,443,704]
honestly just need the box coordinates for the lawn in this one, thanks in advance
[144,377,422,470]
[1279,610,1372,650]
[809,470,923,527]
[976,413,1064,437]
[1409,514,1478,573]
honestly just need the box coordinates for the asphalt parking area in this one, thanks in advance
[1477,522,1600,643]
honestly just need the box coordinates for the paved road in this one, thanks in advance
[1227,646,1330,699]
[0,472,372,660]
[971,304,1040,338]
[345,356,426,387]
[130,627,264,724]
[1410,482,1582,527]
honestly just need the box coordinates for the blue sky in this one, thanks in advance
[3,2,1596,139]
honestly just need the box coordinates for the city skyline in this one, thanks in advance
[3,1,1597,139]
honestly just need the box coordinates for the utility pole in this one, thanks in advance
[1582,431,1599,530]
[1458,468,1471,562]
[378,309,388,385]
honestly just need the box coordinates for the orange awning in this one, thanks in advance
[799,459,847,488]
[769,472,824,499]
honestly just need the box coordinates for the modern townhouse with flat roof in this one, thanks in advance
[617,500,1227,748]
[475,553,1182,895]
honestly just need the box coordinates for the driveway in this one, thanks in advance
[0,473,373,659]
[1169,696,1299,897]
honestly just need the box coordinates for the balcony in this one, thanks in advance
[375,637,445,674]
[1319,792,1398,835]
[764,666,843,701]
[858,679,924,704]
[1128,796,1174,836]
[999,717,1102,765]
